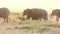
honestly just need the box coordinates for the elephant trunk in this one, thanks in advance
[50,14,54,18]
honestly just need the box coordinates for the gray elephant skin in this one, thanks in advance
[0,7,10,23]
[23,8,48,21]
[50,9,60,21]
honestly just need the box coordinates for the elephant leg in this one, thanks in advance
[36,17,39,20]
[5,16,9,23]
[56,17,59,22]
[6,18,8,23]
[31,16,35,20]
[34,15,39,20]
[26,16,30,20]
[34,17,38,20]
[31,15,36,20]
[44,18,48,21]
[9,17,10,21]
[32,18,35,20]
[36,19,38,20]
[4,18,5,22]
[45,18,48,21]
[4,18,8,23]
[40,18,41,21]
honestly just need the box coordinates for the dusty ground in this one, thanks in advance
[0,21,60,34]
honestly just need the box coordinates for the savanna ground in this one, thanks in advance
[0,12,60,34]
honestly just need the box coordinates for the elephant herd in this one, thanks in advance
[0,7,60,23]
[22,8,60,22]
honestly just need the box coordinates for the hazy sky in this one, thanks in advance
[0,0,60,12]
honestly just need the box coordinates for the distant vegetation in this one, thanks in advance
[10,12,20,15]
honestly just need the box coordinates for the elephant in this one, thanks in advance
[50,9,60,21]
[23,8,48,21]
[0,7,10,23]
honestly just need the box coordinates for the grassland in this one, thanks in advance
[0,12,60,34]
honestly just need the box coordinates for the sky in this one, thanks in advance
[0,0,60,13]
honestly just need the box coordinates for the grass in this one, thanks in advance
[44,22,60,27]
[14,24,51,34]
[37,27,50,32]
[14,20,60,33]
[15,25,32,29]
[7,12,60,33]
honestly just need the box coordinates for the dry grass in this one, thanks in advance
[0,12,60,34]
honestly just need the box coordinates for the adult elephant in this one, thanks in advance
[50,9,60,21]
[23,8,48,21]
[0,7,10,23]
